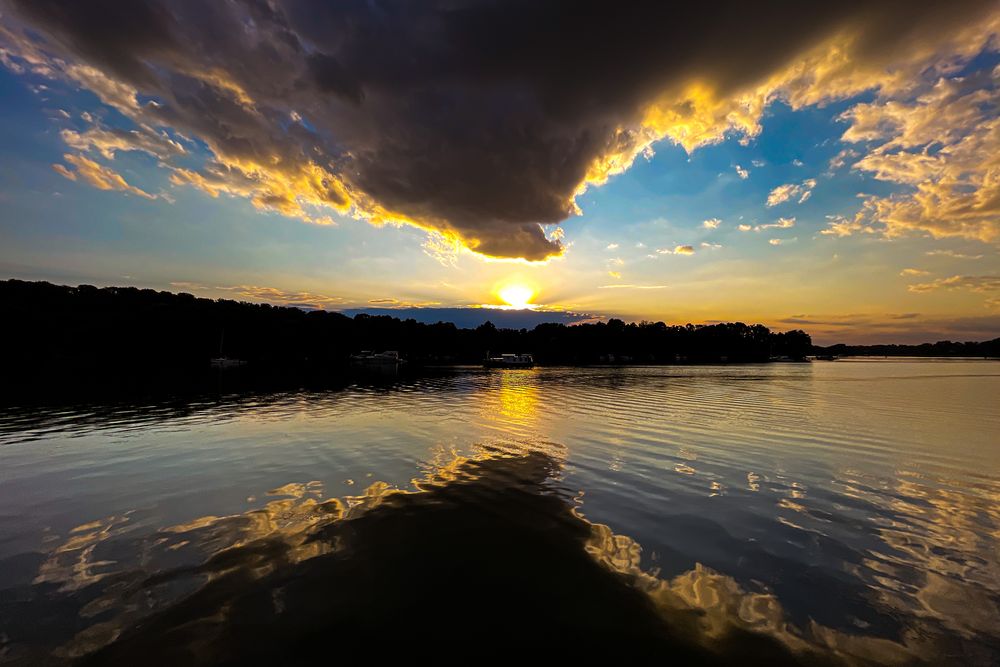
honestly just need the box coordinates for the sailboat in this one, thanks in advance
[210,330,246,368]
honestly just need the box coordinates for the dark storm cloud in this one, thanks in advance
[2,0,997,258]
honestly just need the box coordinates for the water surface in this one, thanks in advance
[1,360,998,664]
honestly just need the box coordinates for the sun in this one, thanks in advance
[498,284,535,309]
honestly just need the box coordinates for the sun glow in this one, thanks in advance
[497,284,536,309]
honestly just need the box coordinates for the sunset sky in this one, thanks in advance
[1,0,998,344]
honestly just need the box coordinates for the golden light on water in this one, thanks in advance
[497,284,535,309]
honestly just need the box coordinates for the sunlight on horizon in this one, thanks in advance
[497,284,537,310]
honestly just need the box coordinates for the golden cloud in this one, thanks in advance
[53,153,160,199]
[3,0,999,259]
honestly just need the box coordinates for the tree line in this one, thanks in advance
[0,280,821,377]
[815,340,999,358]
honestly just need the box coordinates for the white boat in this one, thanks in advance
[210,356,246,368]
[350,350,406,366]
[210,330,245,368]
[484,353,534,368]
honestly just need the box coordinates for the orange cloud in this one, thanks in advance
[4,0,999,259]
[53,154,159,200]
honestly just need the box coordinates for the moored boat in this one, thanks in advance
[350,350,406,367]
[484,353,534,368]
[210,356,247,368]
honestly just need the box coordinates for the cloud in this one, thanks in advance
[366,298,442,308]
[3,0,999,259]
[766,184,797,207]
[60,122,185,160]
[764,217,796,230]
[820,212,877,237]
[171,282,345,309]
[700,242,722,249]
[421,232,462,267]
[900,268,930,276]
[702,218,721,229]
[776,311,1000,344]
[907,275,1000,293]
[605,255,624,278]
[657,245,695,255]
[734,165,749,179]
[827,148,859,173]
[53,153,160,199]
[606,243,619,250]
[905,274,1000,312]
[742,217,796,232]
[769,238,784,246]
[766,179,816,207]
[597,284,668,290]
[925,249,985,259]
[841,73,1000,242]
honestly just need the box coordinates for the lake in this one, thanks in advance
[1,360,998,664]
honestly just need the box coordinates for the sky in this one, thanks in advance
[0,0,998,344]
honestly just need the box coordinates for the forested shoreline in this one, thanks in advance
[2,279,811,371]
[1,280,995,383]
[813,340,999,357]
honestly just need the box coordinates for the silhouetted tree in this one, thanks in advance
[3,280,992,385]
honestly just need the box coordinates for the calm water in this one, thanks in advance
[1,360,998,664]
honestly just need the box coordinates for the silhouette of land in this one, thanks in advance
[813,340,999,358]
[2,280,995,394]
[1,279,810,371]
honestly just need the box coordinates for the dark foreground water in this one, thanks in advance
[0,360,998,664]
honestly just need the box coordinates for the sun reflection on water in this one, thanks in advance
[479,369,542,434]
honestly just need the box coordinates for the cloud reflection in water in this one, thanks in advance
[0,443,975,665]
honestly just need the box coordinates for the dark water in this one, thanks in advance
[1,361,998,664]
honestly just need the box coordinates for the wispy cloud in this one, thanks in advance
[741,217,796,233]
[53,154,162,200]
[367,298,442,308]
[766,179,816,207]
[827,148,859,173]
[907,275,1000,293]
[776,312,1000,344]
[925,249,985,260]
[820,213,876,238]
[170,282,345,309]
[598,284,669,290]
[656,245,695,255]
